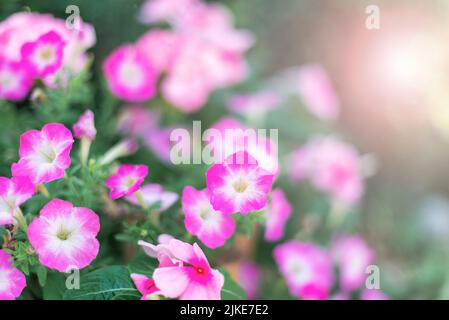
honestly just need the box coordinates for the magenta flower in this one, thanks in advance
[237,261,261,300]
[125,184,178,211]
[296,64,340,120]
[21,31,65,78]
[28,199,100,272]
[117,105,159,138]
[103,44,157,102]
[360,289,389,300]
[105,164,148,200]
[264,188,292,242]
[206,152,275,215]
[331,234,374,292]
[0,59,33,101]
[12,123,74,185]
[73,110,97,141]
[0,250,26,300]
[0,176,35,226]
[130,274,161,300]
[274,241,334,300]
[182,186,236,249]
[140,238,224,300]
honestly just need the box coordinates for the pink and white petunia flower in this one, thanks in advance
[73,109,96,141]
[0,176,35,225]
[206,152,275,215]
[125,183,178,212]
[274,241,334,300]
[12,123,74,185]
[21,31,65,78]
[264,188,292,242]
[103,44,157,102]
[130,274,162,300]
[140,238,224,300]
[226,91,280,117]
[237,261,261,300]
[182,186,235,249]
[0,58,33,101]
[331,234,374,292]
[0,249,26,300]
[105,164,148,200]
[27,199,100,272]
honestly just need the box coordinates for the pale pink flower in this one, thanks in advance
[206,152,275,215]
[237,261,261,300]
[0,176,35,225]
[12,123,74,185]
[117,105,159,138]
[27,199,100,272]
[332,234,374,292]
[144,126,190,164]
[140,238,224,300]
[103,44,157,102]
[21,31,65,78]
[289,145,315,182]
[105,164,148,200]
[264,188,292,242]
[182,186,235,249]
[126,183,178,211]
[0,250,26,300]
[360,289,389,300]
[138,0,200,25]
[0,58,33,101]
[296,64,340,120]
[226,91,280,117]
[274,241,334,300]
[130,274,161,300]
[73,110,96,141]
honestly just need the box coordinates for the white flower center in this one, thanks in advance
[119,61,144,89]
[0,269,10,291]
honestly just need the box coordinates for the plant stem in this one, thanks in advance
[15,208,28,233]
[134,189,148,209]
[36,184,50,198]
[80,137,91,166]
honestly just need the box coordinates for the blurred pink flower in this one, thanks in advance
[21,31,65,78]
[274,241,334,300]
[332,234,374,292]
[12,123,74,185]
[264,188,292,242]
[0,59,33,101]
[0,176,35,226]
[144,126,190,164]
[105,164,148,200]
[130,274,161,300]
[103,44,157,102]
[206,152,274,215]
[0,249,26,300]
[227,91,280,116]
[139,238,224,300]
[117,105,159,138]
[126,183,178,211]
[182,186,235,249]
[73,110,96,141]
[237,261,261,300]
[296,64,340,120]
[28,199,100,272]
[360,289,389,300]
[138,0,200,25]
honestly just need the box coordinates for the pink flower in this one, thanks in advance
[206,152,274,215]
[144,126,190,164]
[140,238,224,300]
[105,164,148,200]
[0,250,26,300]
[274,241,334,300]
[21,31,65,78]
[0,58,33,101]
[125,184,178,211]
[227,91,280,116]
[237,261,261,300]
[0,176,35,225]
[12,123,74,185]
[103,44,157,102]
[73,110,96,141]
[296,64,340,120]
[139,0,200,25]
[182,186,236,249]
[264,188,292,242]
[27,199,100,272]
[332,234,374,292]
[130,274,161,300]
[118,105,159,138]
[360,289,389,300]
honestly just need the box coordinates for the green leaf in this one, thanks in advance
[127,253,158,278]
[62,266,139,300]
[36,266,48,287]
[220,269,247,300]
[43,272,67,300]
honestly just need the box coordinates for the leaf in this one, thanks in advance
[219,269,247,300]
[43,272,67,300]
[62,266,139,300]
[36,266,48,287]
[127,253,158,278]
